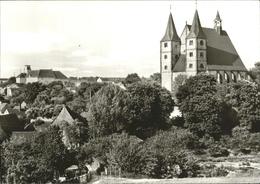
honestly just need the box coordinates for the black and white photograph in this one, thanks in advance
[0,0,260,183]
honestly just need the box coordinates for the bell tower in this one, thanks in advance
[186,10,207,76]
[160,12,181,92]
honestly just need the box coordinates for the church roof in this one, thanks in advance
[173,25,247,72]
[161,13,180,42]
[27,69,67,79]
[187,10,206,39]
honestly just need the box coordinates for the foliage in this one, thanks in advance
[126,82,174,139]
[228,126,260,152]
[249,62,260,85]
[106,133,147,175]
[24,82,46,105]
[124,73,141,86]
[87,84,129,138]
[2,127,74,183]
[224,81,260,131]
[176,74,228,139]
[144,129,200,178]
[172,74,187,98]
[149,73,161,84]
[61,120,89,149]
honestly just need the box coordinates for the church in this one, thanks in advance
[160,10,249,92]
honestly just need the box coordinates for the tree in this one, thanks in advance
[126,82,174,139]
[224,81,260,132]
[124,73,141,86]
[149,73,161,84]
[172,74,187,98]
[249,62,260,85]
[87,84,129,138]
[176,74,227,139]
[144,129,200,178]
[2,126,74,183]
[24,82,46,105]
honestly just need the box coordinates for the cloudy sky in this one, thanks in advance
[1,1,260,78]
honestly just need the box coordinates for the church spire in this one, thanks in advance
[214,11,222,34]
[187,10,206,39]
[215,11,222,22]
[161,13,180,42]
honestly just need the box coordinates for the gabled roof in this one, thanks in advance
[161,13,181,42]
[27,69,67,79]
[174,25,248,72]
[187,10,206,39]
[52,105,87,126]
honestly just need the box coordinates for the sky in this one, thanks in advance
[1,1,260,78]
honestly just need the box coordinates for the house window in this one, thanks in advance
[189,64,193,68]
[200,40,204,46]
[189,52,193,57]
[200,52,204,58]
[164,55,167,59]
[164,65,167,70]
[189,40,193,46]
[200,64,204,68]
[164,42,168,47]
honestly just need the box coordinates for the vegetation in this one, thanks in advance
[1,66,260,182]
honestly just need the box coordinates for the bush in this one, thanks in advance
[143,129,200,178]
[209,145,229,157]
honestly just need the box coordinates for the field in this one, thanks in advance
[94,177,260,184]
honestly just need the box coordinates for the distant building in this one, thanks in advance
[160,10,249,92]
[16,65,68,84]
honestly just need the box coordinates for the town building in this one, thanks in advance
[160,10,249,92]
[16,65,68,84]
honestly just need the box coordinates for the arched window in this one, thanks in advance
[200,63,204,69]
[200,40,204,46]
[164,65,167,70]
[237,73,241,80]
[217,73,222,83]
[164,55,167,59]
[224,72,229,83]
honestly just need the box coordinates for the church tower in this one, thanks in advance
[214,11,222,34]
[160,12,181,92]
[186,10,207,76]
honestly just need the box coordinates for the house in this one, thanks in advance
[52,105,87,148]
[160,10,249,92]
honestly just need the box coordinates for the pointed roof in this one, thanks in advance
[215,11,222,22]
[52,105,87,126]
[161,13,180,42]
[187,10,206,39]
